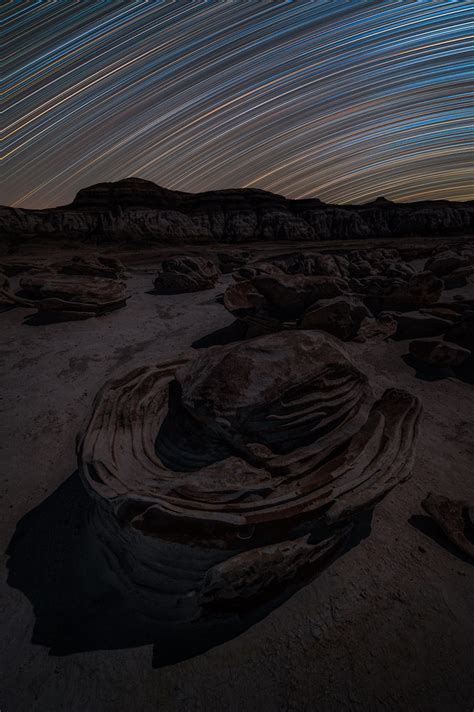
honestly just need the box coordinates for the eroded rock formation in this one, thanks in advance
[153,255,220,294]
[19,272,128,321]
[422,493,474,561]
[51,253,126,279]
[77,331,421,641]
[1,177,472,244]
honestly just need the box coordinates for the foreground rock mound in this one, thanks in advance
[78,331,421,647]
[153,255,220,294]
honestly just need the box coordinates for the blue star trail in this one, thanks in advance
[2,0,473,207]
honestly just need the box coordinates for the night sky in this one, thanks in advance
[4,0,473,208]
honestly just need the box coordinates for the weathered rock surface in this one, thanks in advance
[1,177,472,243]
[1,271,35,310]
[409,338,471,368]
[153,255,220,294]
[77,331,421,640]
[424,247,474,289]
[19,273,129,321]
[425,251,470,277]
[51,253,126,279]
[359,271,443,312]
[216,250,251,274]
[300,296,370,340]
[443,265,474,289]
[355,313,398,341]
[422,493,474,560]
[223,273,351,335]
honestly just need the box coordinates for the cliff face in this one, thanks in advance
[1,177,473,243]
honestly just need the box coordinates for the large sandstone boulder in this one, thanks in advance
[51,253,126,279]
[233,261,284,281]
[356,313,398,341]
[216,250,251,274]
[359,271,443,312]
[224,274,350,333]
[19,273,129,321]
[300,296,370,340]
[0,272,31,309]
[78,331,421,645]
[424,250,470,277]
[443,265,474,289]
[153,255,220,294]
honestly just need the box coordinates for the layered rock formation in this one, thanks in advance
[0,253,129,321]
[77,331,421,641]
[153,255,220,294]
[18,273,129,322]
[1,177,472,243]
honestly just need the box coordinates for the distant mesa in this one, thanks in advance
[1,176,473,243]
[368,196,395,205]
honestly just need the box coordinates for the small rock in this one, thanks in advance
[409,338,470,367]
[396,312,452,339]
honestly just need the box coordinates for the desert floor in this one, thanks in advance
[1,243,473,712]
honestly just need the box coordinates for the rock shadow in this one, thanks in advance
[409,514,472,564]
[6,471,374,667]
[401,353,474,384]
[192,319,249,349]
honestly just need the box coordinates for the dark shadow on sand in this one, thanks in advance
[6,471,374,667]
[409,514,472,564]
[402,353,474,384]
[192,319,248,349]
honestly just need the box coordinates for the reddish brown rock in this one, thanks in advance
[153,255,220,293]
[422,493,474,560]
[52,253,126,279]
[0,272,33,310]
[356,312,398,341]
[360,271,443,312]
[224,273,350,334]
[300,296,370,340]
[78,331,421,633]
[19,273,129,321]
[424,251,470,277]
[216,250,251,274]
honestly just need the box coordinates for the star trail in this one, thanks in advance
[3,0,473,208]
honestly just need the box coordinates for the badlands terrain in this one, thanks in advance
[0,179,473,712]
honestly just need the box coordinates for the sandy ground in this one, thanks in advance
[1,259,473,712]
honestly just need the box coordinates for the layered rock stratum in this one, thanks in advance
[1,177,473,243]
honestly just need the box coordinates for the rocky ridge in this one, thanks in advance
[1,177,473,243]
